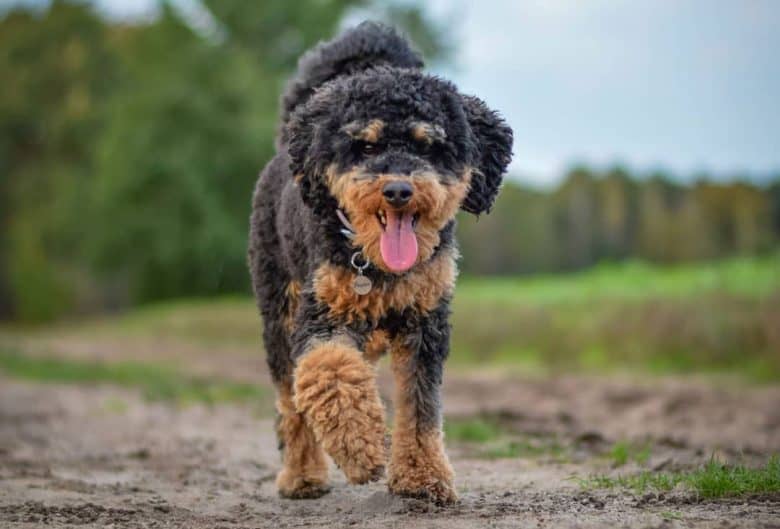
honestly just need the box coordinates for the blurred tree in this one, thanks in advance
[729,183,771,254]
[769,178,780,237]
[597,166,636,260]
[87,0,453,304]
[89,4,276,302]
[636,175,678,262]
[555,167,598,270]
[373,3,455,64]
[0,1,777,320]
[0,1,118,320]
[201,0,364,70]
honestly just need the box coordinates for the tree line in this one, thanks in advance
[1,1,777,322]
[458,168,780,275]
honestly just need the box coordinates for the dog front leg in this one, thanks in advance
[388,305,456,504]
[292,337,387,484]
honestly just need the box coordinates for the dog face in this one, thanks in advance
[286,67,512,274]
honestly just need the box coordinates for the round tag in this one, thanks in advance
[353,275,372,295]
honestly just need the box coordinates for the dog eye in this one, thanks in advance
[358,142,382,156]
[363,143,376,155]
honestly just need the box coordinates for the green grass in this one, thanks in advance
[688,457,780,498]
[2,254,779,381]
[456,253,780,305]
[0,349,269,406]
[59,296,260,346]
[607,440,652,467]
[580,456,780,498]
[445,418,503,443]
[480,439,567,460]
[444,417,566,460]
[609,441,631,467]
[449,254,780,381]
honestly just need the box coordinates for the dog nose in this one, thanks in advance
[382,181,413,208]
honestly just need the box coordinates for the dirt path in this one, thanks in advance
[1,368,779,528]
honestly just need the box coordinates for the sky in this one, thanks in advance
[6,0,779,185]
[424,0,780,184]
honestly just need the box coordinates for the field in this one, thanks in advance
[1,255,779,528]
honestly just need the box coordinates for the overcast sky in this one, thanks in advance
[6,0,779,185]
[425,0,780,184]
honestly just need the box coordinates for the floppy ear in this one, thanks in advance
[285,101,330,206]
[460,95,513,215]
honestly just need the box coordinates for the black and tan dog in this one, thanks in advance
[248,22,512,504]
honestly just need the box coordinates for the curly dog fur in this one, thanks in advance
[248,21,512,504]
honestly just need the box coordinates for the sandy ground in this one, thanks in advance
[2,353,780,529]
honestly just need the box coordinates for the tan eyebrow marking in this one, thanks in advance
[410,121,446,145]
[342,119,385,143]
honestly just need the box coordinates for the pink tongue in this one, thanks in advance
[380,210,418,273]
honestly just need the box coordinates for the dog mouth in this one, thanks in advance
[376,209,419,273]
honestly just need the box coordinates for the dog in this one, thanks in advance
[248,22,512,504]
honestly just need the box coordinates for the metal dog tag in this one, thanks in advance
[350,251,372,295]
[353,274,372,295]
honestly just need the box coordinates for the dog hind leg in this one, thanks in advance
[259,280,329,499]
[274,377,331,498]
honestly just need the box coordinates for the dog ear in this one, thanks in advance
[460,95,513,215]
[285,101,330,206]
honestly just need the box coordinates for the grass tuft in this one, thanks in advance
[607,440,652,467]
[582,471,683,494]
[581,456,780,498]
[444,418,502,443]
[688,457,780,498]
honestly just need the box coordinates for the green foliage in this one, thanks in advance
[89,7,272,302]
[458,168,780,276]
[1,2,778,322]
[580,456,780,498]
[0,0,451,320]
[360,2,455,64]
[202,0,365,70]
[0,1,118,320]
[0,348,268,405]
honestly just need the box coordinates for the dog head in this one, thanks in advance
[286,66,512,274]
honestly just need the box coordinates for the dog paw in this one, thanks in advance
[388,478,458,505]
[277,472,331,500]
[342,462,385,485]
